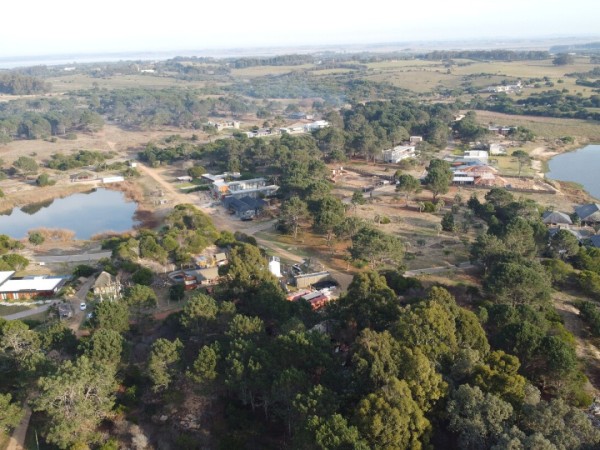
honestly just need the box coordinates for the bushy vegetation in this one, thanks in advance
[0,73,51,94]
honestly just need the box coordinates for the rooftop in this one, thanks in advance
[0,271,15,286]
[0,276,65,293]
[542,211,573,225]
[576,204,600,221]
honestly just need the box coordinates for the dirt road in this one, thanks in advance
[3,302,57,321]
[6,406,31,450]
[553,291,600,394]
[136,164,192,205]
[137,163,355,290]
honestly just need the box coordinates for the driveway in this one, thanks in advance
[33,250,112,264]
[2,302,58,321]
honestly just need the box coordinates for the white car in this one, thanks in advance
[80,302,87,311]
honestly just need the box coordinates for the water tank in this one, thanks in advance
[268,256,282,278]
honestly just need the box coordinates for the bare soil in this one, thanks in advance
[553,290,600,394]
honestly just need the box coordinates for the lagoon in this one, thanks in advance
[0,189,139,239]
[546,144,600,201]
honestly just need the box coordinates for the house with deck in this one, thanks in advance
[0,271,66,300]
[211,177,278,199]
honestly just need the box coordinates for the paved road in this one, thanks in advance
[3,302,58,321]
[34,251,112,264]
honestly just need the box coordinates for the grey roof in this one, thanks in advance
[590,235,600,248]
[575,204,600,222]
[542,211,573,225]
[239,196,266,209]
[223,196,266,212]
[548,227,585,241]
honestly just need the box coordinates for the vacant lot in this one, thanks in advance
[47,73,209,92]
[473,110,600,142]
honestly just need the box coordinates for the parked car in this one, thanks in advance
[80,302,87,311]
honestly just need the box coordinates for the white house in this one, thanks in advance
[381,145,416,163]
[304,120,330,132]
[463,150,489,164]
[489,143,506,155]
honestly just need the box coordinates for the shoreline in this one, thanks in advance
[0,181,158,242]
[539,142,600,203]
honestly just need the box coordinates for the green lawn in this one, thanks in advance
[0,304,34,317]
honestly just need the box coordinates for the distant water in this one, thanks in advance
[547,144,600,200]
[0,189,139,239]
[0,52,183,69]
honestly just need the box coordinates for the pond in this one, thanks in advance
[546,144,600,201]
[0,188,139,239]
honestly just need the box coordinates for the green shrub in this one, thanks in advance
[422,201,436,213]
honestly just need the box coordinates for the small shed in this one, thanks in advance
[57,303,73,319]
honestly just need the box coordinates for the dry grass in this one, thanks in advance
[473,110,600,142]
[230,64,315,79]
[104,180,144,203]
[29,227,75,242]
[47,74,207,92]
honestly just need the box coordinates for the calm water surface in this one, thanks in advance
[547,144,600,200]
[0,189,139,239]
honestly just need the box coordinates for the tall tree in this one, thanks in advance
[92,301,130,333]
[147,338,183,393]
[279,196,310,239]
[512,150,530,178]
[446,384,513,450]
[424,159,452,201]
[312,195,346,247]
[0,393,23,434]
[549,229,580,259]
[350,227,404,268]
[355,377,430,450]
[34,356,117,449]
[395,174,420,206]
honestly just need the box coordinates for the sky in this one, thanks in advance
[1,0,599,57]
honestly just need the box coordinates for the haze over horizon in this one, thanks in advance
[2,0,600,59]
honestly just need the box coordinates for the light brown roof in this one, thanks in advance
[93,271,116,289]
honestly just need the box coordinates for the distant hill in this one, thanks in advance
[550,42,600,54]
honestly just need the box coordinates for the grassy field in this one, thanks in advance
[47,73,209,92]
[473,110,600,142]
[0,304,34,316]
[356,56,599,97]
[230,64,315,79]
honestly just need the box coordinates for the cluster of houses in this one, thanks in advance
[286,289,332,310]
[448,150,501,187]
[488,125,516,136]
[542,203,600,248]
[480,81,523,94]
[0,271,67,300]
[243,120,330,138]
[200,172,278,220]
[168,251,228,291]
